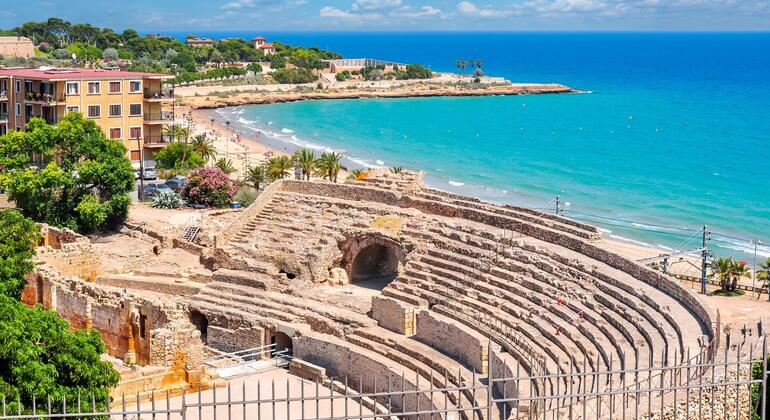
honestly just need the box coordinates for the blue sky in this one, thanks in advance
[1,0,769,31]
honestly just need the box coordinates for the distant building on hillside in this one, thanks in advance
[0,36,34,58]
[186,37,215,48]
[252,36,276,55]
[324,58,406,73]
[0,68,174,161]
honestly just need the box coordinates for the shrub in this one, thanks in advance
[271,68,317,84]
[233,187,259,207]
[75,194,108,234]
[335,72,346,82]
[474,68,484,77]
[155,142,205,171]
[102,47,119,61]
[473,77,481,83]
[52,48,71,59]
[182,167,236,208]
[215,157,236,174]
[150,191,186,209]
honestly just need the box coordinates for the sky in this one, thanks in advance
[1,0,769,31]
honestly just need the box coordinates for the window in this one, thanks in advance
[25,105,32,117]
[87,82,100,94]
[129,81,141,93]
[15,103,21,114]
[87,105,100,118]
[66,106,79,114]
[130,150,141,161]
[66,82,79,95]
[15,80,20,93]
[129,103,142,116]
[129,126,142,139]
[109,104,122,117]
[25,81,33,93]
[109,128,121,139]
[109,81,122,94]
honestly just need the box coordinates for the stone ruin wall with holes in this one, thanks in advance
[21,226,211,396]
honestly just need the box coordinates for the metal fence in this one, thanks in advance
[1,335,767,420]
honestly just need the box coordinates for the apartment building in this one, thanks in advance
[0,68,175,161]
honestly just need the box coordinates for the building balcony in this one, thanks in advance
[142,135,175,147]
[0,113,7,123]
[25,115,56,125]
[24,92,66,105]
[0,91,7,101]
[143,111,175,124]
[144,88,174,101]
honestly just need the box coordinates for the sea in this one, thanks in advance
[175,32,770,261]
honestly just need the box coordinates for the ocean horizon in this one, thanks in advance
[199,32,770,262]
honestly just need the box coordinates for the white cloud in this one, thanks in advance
[352,0,401,10]
[529,0,607,13]
[319,5,381,18]
[456,0,510,16]
[221,0,256,10]
[391,5,444,17]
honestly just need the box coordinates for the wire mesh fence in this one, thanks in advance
[1,335,767,420]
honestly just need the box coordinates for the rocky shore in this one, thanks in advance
[177,82,578,109]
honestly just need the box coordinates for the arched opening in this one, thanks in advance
[189,310,209,344]
[350,243,400,289]
[36,276,44,306]
[270,331,293,356]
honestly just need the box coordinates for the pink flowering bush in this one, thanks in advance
[182,167,236,208]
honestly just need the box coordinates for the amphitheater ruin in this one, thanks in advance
[24,169,739,419]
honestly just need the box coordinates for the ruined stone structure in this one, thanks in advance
[194,170,715,417]
[0,36,34,58]
[23,170,716,417]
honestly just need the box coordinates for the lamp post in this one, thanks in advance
[225,120,231,159]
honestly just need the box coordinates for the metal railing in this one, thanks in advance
[144,111,175,123]
[0,113,7,121]
[0,334,767,420]
[143,135,175,145]
[144,88,175,100]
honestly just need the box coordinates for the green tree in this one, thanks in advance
[0,210,41,299]
[292,149,316,181]
[0,114,134,233]
[0,294,120,413]
[267,156,293,180]
[314,152,346,183]
[245,165,267,190]
[759,258,770,293]
[102,47,118,61]
[154,142,205,171]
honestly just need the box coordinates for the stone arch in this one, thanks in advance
[189,310,209,344]
[339,233,407,289]
[270,330,293,356]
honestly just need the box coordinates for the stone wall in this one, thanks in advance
[489,349,519,410]
[293,332,440,418]
[0,36,34,58]
[280,180,402,206]
[371,296,416,336]
[218,181,282,245]
[36,225,101,281]
[207,325,264,353]
[414,310,489,374]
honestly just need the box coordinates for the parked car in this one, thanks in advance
[141,183,173,199]
[142,167,158,180]
[165,176,187,192]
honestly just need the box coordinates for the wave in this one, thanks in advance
[448,181,465,187]
[281,128,294,133]
[376,160,385,165]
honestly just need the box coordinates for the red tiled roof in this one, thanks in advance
[0,68,172,80]
[252,36,266,41]
[260,43,275,49]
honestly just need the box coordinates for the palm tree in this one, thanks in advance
[245,165,267,190]
[758,258,770,296]
[267,156,293,180]
[347,168,369,181]
[462,60,467,74]
[314,151,346,183]
[191,134,217,164]
[477,59,483,69]
[710,257,752,293]
[470,59,475,70]
[163,124,189,143]
[455,59,461,75]
[215,158,236,174]
[390,166,404,175]
[292,149,316,181]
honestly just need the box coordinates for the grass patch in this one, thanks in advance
[711,288,746,297]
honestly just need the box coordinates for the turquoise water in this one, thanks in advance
[208,33,770,260]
